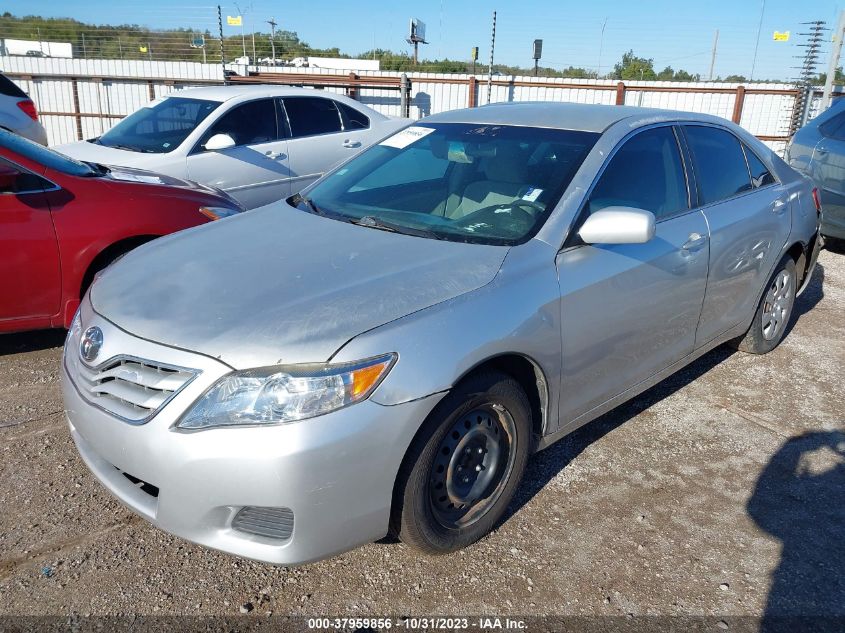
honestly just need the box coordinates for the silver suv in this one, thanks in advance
[63,103,821,565]
[0,72,47,145]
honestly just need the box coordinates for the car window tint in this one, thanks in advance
[201,99,277,148]
[351,145,449,190]
[283,97,343,137]
[336,101,370,130]
[684,125,753,204]
[588,126,688,220]
[743,144,776,188]
[0,73,28,98]
[0,157,48,194]
[818,110,845,140]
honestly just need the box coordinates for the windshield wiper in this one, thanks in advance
[100,142,155,153]
[350,215,445,240]
[294,194,328,217]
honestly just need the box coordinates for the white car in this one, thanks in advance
[58,86,408,209]
[0,72,48,145]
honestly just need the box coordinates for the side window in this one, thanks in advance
[588,126,688,220]
[283,97,343,138]
[0,157,48,194]
[336,101,370,130]
[684,126,753,204]
[743,144,776,188]
[818,111,845,140]
[199,99,277,148]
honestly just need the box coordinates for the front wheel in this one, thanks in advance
[731,255,797,354]
[391,371,532,554]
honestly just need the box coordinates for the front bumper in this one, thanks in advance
[62,303,441,565]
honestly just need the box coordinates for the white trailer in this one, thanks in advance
[0,39,73,58]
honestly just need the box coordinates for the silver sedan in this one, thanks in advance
[62,102,821,565]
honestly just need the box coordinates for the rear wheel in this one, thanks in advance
[392,371,531,554]
[732,255,796,354]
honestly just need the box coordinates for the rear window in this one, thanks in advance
[0,73,28,99]
[283,97,343,138]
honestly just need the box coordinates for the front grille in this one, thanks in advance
[232,506,294,541]
[71,355,196,423]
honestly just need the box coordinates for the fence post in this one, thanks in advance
[71,77,83,141]
[615,81,626,105]
[468,76,478,108]
[347,72,359,100]
[147,80,155,102]
[400,73,411,118]
[732,85,746,124]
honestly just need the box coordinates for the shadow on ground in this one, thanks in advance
[748,430,845,632]
[0,329,66,357]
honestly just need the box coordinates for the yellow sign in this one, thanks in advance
[139,45,148,53]
[227,15,243,26]
[773,31,790,42]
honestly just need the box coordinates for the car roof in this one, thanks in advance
[171,84,358,104]
[423,101,731,133]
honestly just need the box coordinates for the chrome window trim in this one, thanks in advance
[66,352,200,426]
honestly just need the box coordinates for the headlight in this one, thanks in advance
[199,205,241,221]
[176,353,396,430]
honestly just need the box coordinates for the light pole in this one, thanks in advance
[750,0,766,81]
[267,18,277,64]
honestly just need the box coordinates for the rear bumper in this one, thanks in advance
[62,303,442,565]
[798,229,823,297]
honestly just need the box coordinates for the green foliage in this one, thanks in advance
[612,50,657,80]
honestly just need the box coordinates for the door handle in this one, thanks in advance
[264,150,286,160]
[342,140,361,148]
[772,198,787,214]
[682,232,707,251]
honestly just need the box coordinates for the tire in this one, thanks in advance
[731,255,797,354]
[391,371,532,554]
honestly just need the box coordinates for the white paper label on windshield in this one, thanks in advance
[379,126,436,149]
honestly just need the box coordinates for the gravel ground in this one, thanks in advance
[0,248,843,627]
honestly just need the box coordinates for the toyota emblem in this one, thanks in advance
[80,326,103,363]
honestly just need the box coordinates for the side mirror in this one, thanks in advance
[578,206,656,245]
[204,133,236,151]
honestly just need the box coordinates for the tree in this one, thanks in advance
[723,74,748,83]
[612,50,657,80]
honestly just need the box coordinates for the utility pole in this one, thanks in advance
[708,29,719,81]
[81,32,87,58]
[823,11,845,108]
[597,17,608,78]
[235,3,246,58]
[267,17,277,64]
[750,0,766,81]
[487,11,496,104]
[218,5,226,81]
[791,21,826,134]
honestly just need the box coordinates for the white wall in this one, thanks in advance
[2,55,805,153]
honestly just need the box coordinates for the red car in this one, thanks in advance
[0,129,244,333]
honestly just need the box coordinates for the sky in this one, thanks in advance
[4,0,844,80]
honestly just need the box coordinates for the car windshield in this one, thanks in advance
[0,127,96,177]
[297,122,599,246]
[95,96,220,153]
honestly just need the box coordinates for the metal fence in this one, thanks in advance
[0,55,822,154]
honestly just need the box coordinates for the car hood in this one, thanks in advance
[56,140,172,170]
[90,203,508,369]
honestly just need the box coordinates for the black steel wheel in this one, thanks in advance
[391,371,532,554]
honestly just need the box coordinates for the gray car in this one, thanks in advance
[787,97,845,241]
[62,102,821,565]
[57,85,408,209]
[0,72,48,145]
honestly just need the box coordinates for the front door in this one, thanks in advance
[186,98,290,209]
[0,157,61,322]
[556,125,710,426]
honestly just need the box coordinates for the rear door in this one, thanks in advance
[681,125,790,347]
[0,156,61,322]
[281,96,372,193]
[186,98,290,209]
[556,125,710,425]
